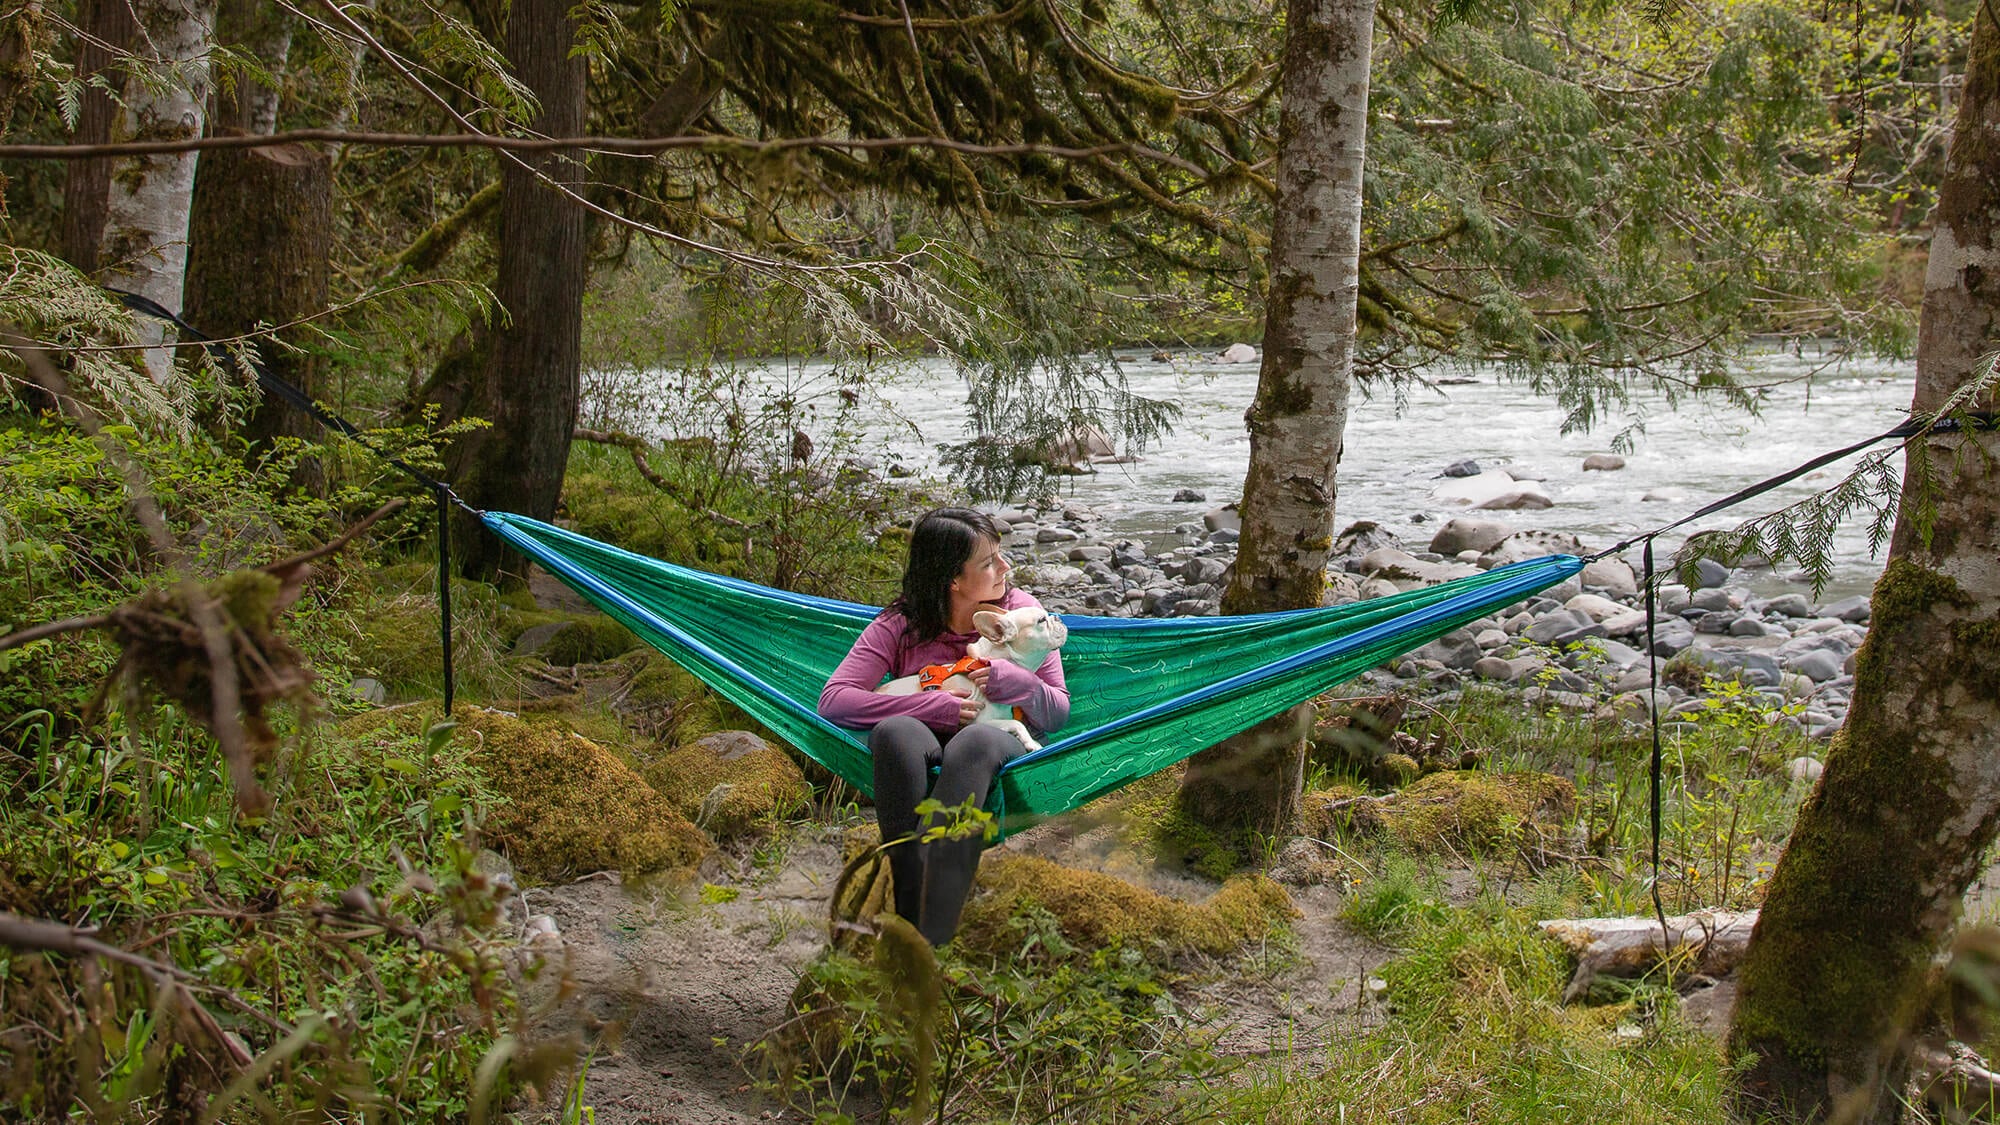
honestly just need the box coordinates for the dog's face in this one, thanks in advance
[971,605,1068,663]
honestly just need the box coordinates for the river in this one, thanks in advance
[619,348,1919,601]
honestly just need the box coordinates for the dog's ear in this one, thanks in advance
[973,610,1016,643]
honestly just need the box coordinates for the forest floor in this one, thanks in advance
[520,821,1391,1125]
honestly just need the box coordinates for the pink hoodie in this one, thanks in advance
[817,587,1071,740]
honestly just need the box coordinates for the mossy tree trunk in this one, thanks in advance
[1727,8,2000,1122]
[182,141,331,489]
[57,0,135,274]
[435,0,588,583]
[1177,0,1375,836]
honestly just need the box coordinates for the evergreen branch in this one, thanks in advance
[0,130,1204,171]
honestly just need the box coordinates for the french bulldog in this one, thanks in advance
[876,604,1068,750]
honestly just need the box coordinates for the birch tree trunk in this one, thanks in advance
[1177,0,1376,834]
[97,0,216,383]
[1727,8,2000,1121]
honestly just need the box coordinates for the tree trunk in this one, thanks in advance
[1726,9,2000,1123]
[59,0,136,273]
[97,0,217,383]
[209,0,290,134]
[440,0,588,582]
[182,140,331,489]
[1177,0,1376,835]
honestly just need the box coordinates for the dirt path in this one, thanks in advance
[517,820,1392,1124]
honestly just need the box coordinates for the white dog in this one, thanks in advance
[876,604,1068,750]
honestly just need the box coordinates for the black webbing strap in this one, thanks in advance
[108,289,471,715]
[1581,409,1997,939]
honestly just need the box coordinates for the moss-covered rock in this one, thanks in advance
[1298,782,1371,839]
[646,730,812,839]
[344,705,710,881]
[954,854,1297,960]
[507,610,639,666]
[1379,770,1575,855]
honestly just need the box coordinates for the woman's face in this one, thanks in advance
[952,535,1011,605]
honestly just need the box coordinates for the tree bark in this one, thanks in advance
[97,0,217,383]
[182,139,331,488]
[209,0,291,135]
[59,0,137,273]
[438,0,588,582]
[1177,0,1376,835]
[1726,8,2000,1122]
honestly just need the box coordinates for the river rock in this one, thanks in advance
[1690,587,1738,613]
[1481,481,1555,510]
[1335,520,1404,558]
[1208,528,1240,544]
[1433,469,1525,507]
[1440,458,1483,478]
[1017,563,1086,587]
[1182,556,1229,585]
[1762,593,1814,618]
[1582,453,1627,471]
[1581,557,1638,596]
[1475,628,1509,649]
[1480,529,1587,568]
[1203,505,1241,533]
[1819,595,1871,623]
[1657,584,1692,614]
[1068,545,1113,563]
[1729,617,1779,638]
[1322,573,1362,605]
[1049,424,1117,467]
[1218,342,1258,363]
[1564,593,1628,623]
[1412,629,1484,671]
[1787,757,1825,785]
[1692,558,1732,590]
[1650,618,1696,656]
[1526,610,1587,644]
[1036,526,1082,543]
[1358,577,1402,600]
[1785,648,1844,682]
[1171,488,1207,503]
[1428,516,1513,556]
[1600,609,1649,637]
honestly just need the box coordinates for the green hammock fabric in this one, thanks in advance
[484,513,1581,837]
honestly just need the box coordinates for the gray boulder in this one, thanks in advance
[1582,453,1627,471]
[1580,557,1639,596]
[1202,505,1242,533]
[1820,595,1872,623]
[1334,520,1404,558]
[1785,649,1845,682]
[1428,516,1514,556]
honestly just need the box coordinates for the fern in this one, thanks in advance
[0,248,199,435]
[1671,352,2000,598]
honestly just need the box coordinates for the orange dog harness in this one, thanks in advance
[916,656,990,691]
[914,656,1025,723]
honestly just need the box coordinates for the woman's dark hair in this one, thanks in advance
[888,507,1002,643]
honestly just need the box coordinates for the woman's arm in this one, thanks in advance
[817,617,964,735]
[983,650,1070,733]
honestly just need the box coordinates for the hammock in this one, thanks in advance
[484,513,1581,837]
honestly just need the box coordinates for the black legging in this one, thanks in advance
[870,716,1022,946]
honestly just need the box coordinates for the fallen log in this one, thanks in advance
[1537,909,1758,1003]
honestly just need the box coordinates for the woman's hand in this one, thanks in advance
[964,665,991,693]
[946,687,982,728]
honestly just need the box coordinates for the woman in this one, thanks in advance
[817,508,1070,946]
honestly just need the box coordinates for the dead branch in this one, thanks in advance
[1538,909,1759,1003]
[0,612,113,653]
